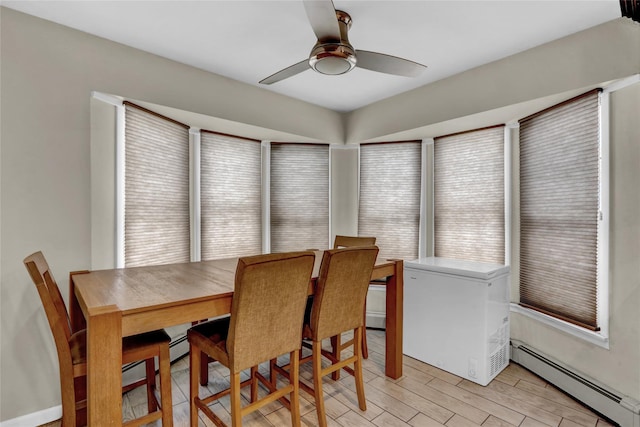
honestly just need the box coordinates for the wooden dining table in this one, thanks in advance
[69,251,404,426]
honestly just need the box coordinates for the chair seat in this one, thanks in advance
[69,328,171,366]
[187,317,231,367]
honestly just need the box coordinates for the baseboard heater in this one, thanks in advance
[511,340,640,427]
[365,283,387,330]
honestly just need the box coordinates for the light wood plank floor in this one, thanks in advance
[40,330,615,427]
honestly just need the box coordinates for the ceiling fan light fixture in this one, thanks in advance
[258,2,426,85]
[309,43,357,75]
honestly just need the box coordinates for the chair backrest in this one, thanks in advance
[227,251,316,372]
[309,246,379,341]
[23,251,74,371]
[333,235,376,249]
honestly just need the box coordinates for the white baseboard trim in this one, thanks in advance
[511,340,640,427]
[0,405,61,427]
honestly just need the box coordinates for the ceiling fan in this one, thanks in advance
[259,0,427,85]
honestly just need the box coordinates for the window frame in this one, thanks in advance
[269,142,331,253]
[432,125,508,265]
[119,102,191,268]
[198,130,263,261]
[511,89,610,348]
[358,140,424,261]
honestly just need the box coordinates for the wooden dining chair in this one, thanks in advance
[333,235,376,249]
[331,235,377,367]
[23,251,173,427]
[272,246,379,427]
[187,251,315,427]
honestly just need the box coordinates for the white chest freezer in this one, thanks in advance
[403,257,510,386]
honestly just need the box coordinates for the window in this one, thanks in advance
[123,102,190,267]
[518,90,601,331]
[200,131,262,260]
[270,143,330,252]
[122,103,264,266]
[359,142,422,261]
[434,126,505,264]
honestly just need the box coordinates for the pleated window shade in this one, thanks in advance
[200,132,262,260]
[359,142,421,261]
[270,143,329,252]
[434,126,505,264]
[519,90,600,330]
[124,103,190,267]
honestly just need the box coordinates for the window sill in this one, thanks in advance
[509,303,609,349]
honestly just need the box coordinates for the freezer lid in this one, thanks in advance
[404,257,510,280]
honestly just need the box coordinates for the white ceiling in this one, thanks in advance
[1,0,622,112]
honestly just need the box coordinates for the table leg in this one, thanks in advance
[87,305,123,426]
[385,260,403,379]
[69,271,89,332]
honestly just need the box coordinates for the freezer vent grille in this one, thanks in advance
[490,344,508,377]
[489,325,509,377]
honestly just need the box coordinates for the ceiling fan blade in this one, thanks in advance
[355,50,427,77]
[303,0,341,41]
[259,59,310,85]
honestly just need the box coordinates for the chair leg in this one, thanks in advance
[63,395,77,427]
[189,345,200,427]
[230,372,242,427]
[159,344,173,426]
[289,350,302,427]
[192,320,211,387]
[361,303,369,359]
[71,376,85,427]
[199,351,209,386]
[145,358,158,413]
[353,327,367,411]
[312,340,328,427]
[269,358,278,389]
[330,334,341,381]
[250,366,259,403]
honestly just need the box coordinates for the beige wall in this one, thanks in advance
[1,5,639,422]
[330,146,359,240]
[89,97,117,270]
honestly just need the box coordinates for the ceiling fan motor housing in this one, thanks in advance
[309,43,356,75]
[308,10,357,75]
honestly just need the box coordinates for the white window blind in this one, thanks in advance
[124,102,190,267]
[434,126,505,264]
[359,142,421,261]
[270,143,329,252]
[519,90,601,330]
[200,131,262,260]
